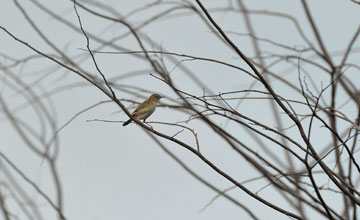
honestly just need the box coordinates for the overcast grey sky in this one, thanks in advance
[1,0,360,220]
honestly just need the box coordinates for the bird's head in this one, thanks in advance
[149,94,163,102]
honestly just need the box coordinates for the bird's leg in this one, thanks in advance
[143,119,153,131]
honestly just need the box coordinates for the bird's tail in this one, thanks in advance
[123,118,132,126]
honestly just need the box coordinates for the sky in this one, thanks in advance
[1,0,360,220]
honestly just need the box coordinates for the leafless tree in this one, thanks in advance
[1,1,360,219]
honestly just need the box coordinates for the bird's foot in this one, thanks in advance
[145,122,153,131]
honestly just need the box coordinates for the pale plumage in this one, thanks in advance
[123,94,162,128]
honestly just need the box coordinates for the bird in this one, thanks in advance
[123,94,163,130]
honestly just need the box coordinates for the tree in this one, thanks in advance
[1,0,360,219]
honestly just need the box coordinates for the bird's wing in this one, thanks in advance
[133,99,150,114]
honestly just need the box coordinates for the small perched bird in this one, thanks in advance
[123,94,163,130]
